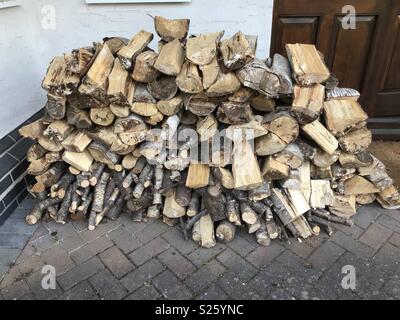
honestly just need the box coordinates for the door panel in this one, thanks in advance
[330,16,376,91]
[271,0,400,139]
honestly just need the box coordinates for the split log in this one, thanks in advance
[285,43,330,85]
[62,150,93,172]
[90,107,115,126]
[38,135,63,152]
[312,149,339,168]
[301,120,338,155]
[176,61,203,94]
[261,156,289,180]
[196,114,218,141]
[19,120,45,140]
[212,167,234,189]
[131,102,158,117]
[232,140,263,190]
[216,221,236,243]
[240,202,258,225]
[291,84,325,124]
[186,192,201,217]
[132,51,159,83]
[199,214,216,248]
[343,175,379,195]
[107,59,135,106]
[199,57,220,89]
[110,104,130,117]
[175,185,192,207]
[56,184,74,224]
[79,44,114,101]
[27,158,52,175]
[42,56,80,95]
[156,95,183,116]
[218,101,254,125]
[62,131,92,152]
[328,195,357,218]
[338,127,372,154]
[91,171,110,213]
[27,144,47,162]
[163,190,186,218]
[154,16,190,42]
[338,151,373,168]
[35,162,67,187]
[154,39,185,76]
[87,142,120,167]
[273,143,304,169]
[43,120,73,142]
[270,53,293,95]
[236,58,280,97]
[220,31,255,70]
[326,87,360,101]
[67,106,92,129]
[262,111,299,145]
[256,222,271,246]
[147,76,178,101]
[255,133,287,156]
[323,99,368,136]
[117,30,153,70]
[311,164,333,180]
[204,185,226,221]
[250,94,276,112]
[65,46,95,75]
[206,72,241,97]
[26,197,62,225]
[186,163,210,188]
[356,193,376,205]
[225,194,241,225]
[186,31,224,66]
[46,93,67,120]
[310,180,334,209]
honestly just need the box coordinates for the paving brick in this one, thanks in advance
[70,236,113,264]
[135,220,169,244]
[284,240,316,259]
[89,269,127,300]
[57,280,95,300]
[47,223,86,253]
[0,265,22,290]
[0,218,38,235]
[187,243,226,268]
[125,284,161,300]
[0,248,20,266]
[334,251,386,289]
[1,280,30,300]
[128,237,169,266]
[388,233,400,247]
[246,242,285,269]
[58,256,105,291]
[267,287,295,300]
[354,204,382,229]
[276,250,321,283]
[184,260,225,294]
[30,234,58,253]
[331,231,375,258]
[79,219,120,242]
[333,223,364,239]
[226,229,258,257]
[375,213,400,234]
[17,254,45,276]
[8,206,30,220]
[153,270,193,300]
[121,258,164,293]
[216,248,257,281]
[359,223,393,250]
[26,270,63,300]
[307,241,345,271]
[383,273,400,299]
[120,215,148,234]
[15,196,35,210]
[99,246,134,279]
[158,247,196,280]
[355,276,392,300]
[196,284,229,300]
[40,245,75,275]
[216,271,262,300]
[0,233,31,249]
[107,226,141,254]
[161,227,198,255]
[371,243,400,275]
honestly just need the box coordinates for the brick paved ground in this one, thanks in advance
[0,195,399,300]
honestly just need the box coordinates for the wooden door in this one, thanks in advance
[270,0,400,139]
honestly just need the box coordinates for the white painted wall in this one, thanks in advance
[0,0,274,138]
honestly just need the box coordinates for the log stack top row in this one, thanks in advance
[19,16,399,247]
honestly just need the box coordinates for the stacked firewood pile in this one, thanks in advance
[19,16,399,247]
